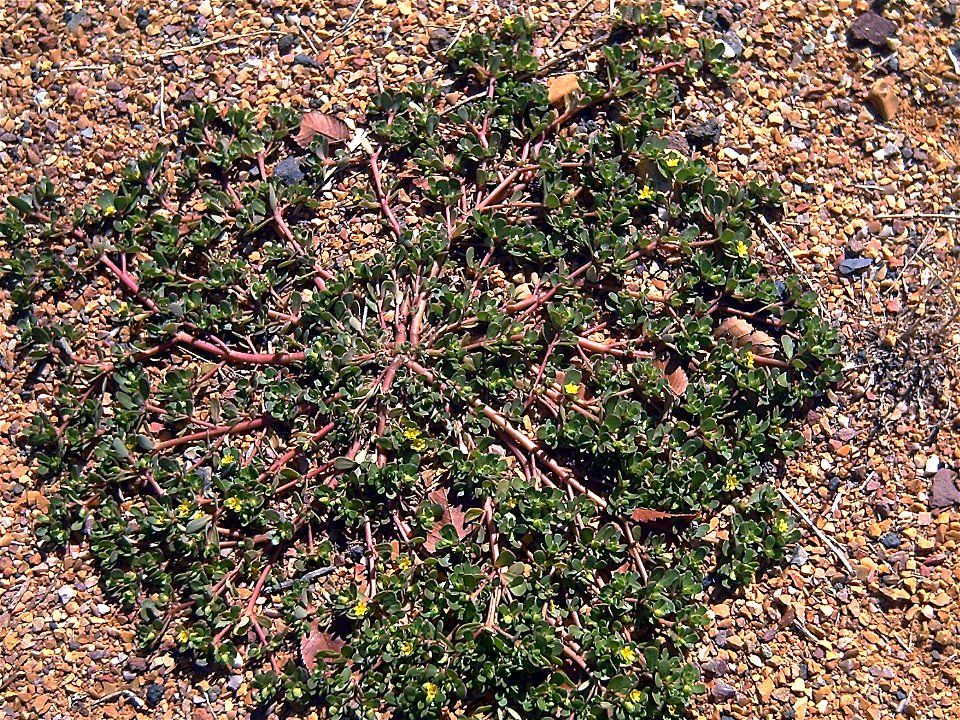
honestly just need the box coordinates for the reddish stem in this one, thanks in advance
[369,152,402,237]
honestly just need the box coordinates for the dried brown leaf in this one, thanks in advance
[713,317,778,358]
[652,357,689,397]
[630,507,696,527]
[301,621,345,672]
[295,111,352,147]
[424,488,468,553]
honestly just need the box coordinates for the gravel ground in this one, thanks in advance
[2,1,960,718]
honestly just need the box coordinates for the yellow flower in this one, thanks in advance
[221,451,236,465]
[724,474,739,492]
[102,205,116,216]
[744,351,755,369]
[176,501,192,518]
[775,517,790,534]
[400,641,414,656]
[177,628,189,644]
[115,301,128,314]
[301,288,314,303]
[423,682,438,702]
[735,239,749,258]
[353,599,368,617]
[629,689,642,702]
[664,153,681,169]
[398,556,412,571]
[618,645,637,664]
[403,427,427,451]
[563,382,580,395]
[639,185,656,201]
[224,497,243,512]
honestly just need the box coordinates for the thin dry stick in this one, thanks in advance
[332,0,366,40]
[874,213,960,220]
[550,0,596,49]
[446,19,468,51]
[777,488,854,575]
[758,215,826,316]
[158,77,166,131]
[144,30,286,59]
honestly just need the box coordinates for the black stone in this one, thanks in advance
[278,32,298,55]
[145,684,164,708]
[135,7,150,31]
[686,117,721,147]
[273,157,305,185]
[838,257,874,277]
[294,53,320,69]
[828,476,842,492]
[879,531,901,549]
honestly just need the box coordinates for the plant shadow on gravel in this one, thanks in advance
[1,5,840,719]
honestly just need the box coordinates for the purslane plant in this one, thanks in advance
[2,7,839,719]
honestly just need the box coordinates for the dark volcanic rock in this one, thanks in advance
[686,117,721,147]
[849,11,897,47]
[930,468,960,508]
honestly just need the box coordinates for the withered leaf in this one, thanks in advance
[652,357,689,397]
[713,317,778,358]
[295,111,352,147]
[631,507,696,526]
[301,620,345,672]
[424,487,468,553]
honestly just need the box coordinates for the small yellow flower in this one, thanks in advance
[423,682,438,702]
[398,556,412,571]
[618,645,637,664]
[735,239,749,258]
[353,599,368,617]
[221,451,237,466]
[563,382,580,395]
[629,689,642,702]
[775,517,790,534]
[176,501,192,518]
[664,153,681,169]
[404,427,422,439]
[639,185,656,201]
[224,497,243,512]
[177,628,189,644]
[744,351,755,369]
[301,289,314,303]
[102,205,116,216]
[724,474,739,492]
[115,301,128,314]
[400,641,414,656]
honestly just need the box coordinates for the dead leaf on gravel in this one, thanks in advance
[424,488,468,553]
[301,621,345,671]
[295,111,352,147]
[713,317,778,357]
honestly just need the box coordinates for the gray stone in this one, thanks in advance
[839,257,874,277]
[274,156,305,185]
[878,532,901,549]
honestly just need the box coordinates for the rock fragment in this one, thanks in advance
[849,11,897,47]
[867,78,899,121]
